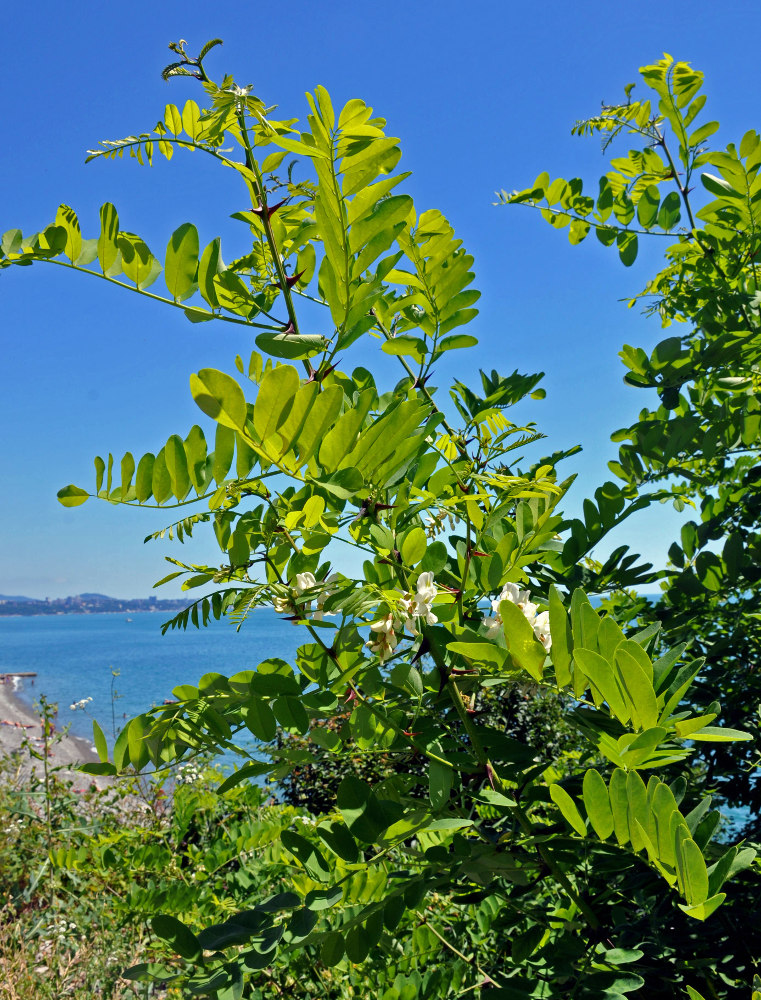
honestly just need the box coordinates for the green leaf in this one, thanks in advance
[320,931,344,966]
[636,185,660,228]
[272,695,309,734]
[500,599,547,681]
[626,770,649,852]
[57,485,89,507]
[429,758,452,810]
[181,100,201,139]
[164,103,183,135]
[294,385,344,467]
[117,232,161,288]
[214,270,256,315]
[135,453,155,502]
[119,452,135,497]
[573,647,629,723]
[255,332,326,360]
[1,229,22,255]
[614,646,658,729]
[549,586,572,687]
[685,726,752,742]
[253,365,299,444]
[337,775,399,843]
[281,831,332,882]
[421,540,448,575]
[400,526,427,567]
[321,468,363,498]
[190,368,248,430]
[97,203,120,274]
[657,191,681,231]
[686,986,709,999]
[382,336,428,363]
[151,914,202,959]
[688,120,719,147]
[608,769,630,846]
[435,334,478,355]
[92,719,109,762]
[345,924,371,964]
[549,784,586,836]
[316,820,360,863]
[447,641,505,666]
[676,836,709,905]
[164,435,190,500]
[678,893,726,921]
[165,222,199,302]
[617,230,638,266]
[583,768,614,840]
[245,699,277,742]
[55,204,82,263]
[198,237,223,308]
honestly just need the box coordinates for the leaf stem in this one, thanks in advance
[38,258,284,330]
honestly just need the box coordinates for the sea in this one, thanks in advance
[0,610,753,834]
[0,610,304,755]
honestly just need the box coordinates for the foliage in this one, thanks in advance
[2,41,760,998]
[501,52,761,835]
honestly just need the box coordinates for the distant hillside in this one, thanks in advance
[0,593,188,616]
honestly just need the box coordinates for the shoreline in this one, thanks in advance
[0,678,105,791]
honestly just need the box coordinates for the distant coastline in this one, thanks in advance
[0,593,188,617]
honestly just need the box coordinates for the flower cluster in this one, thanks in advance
[424,510,460,539]
[69,696,93,711]
[175,763,203,785]
[483,582,551,652]
[273,572,340,620]
[367,572,438,663]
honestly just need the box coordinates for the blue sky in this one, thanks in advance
[2,0,759,598]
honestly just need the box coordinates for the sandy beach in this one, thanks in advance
[0,677,104,791]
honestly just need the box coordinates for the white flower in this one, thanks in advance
[69,697,93,711]
[400,573,439,635]
[294,572,317,595]
[273,572,338,619]
[272,594,292,614]
[483,582,551,652]
[532,611,552,651]
[416,572,437,605]
[485,581,533,636]
[493,581,533,616]
[367,614,399,663]
[313,573,340,622]
[370,613,396,636]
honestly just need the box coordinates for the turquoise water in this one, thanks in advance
[0,610,304,749]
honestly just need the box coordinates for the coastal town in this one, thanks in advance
[0,593,188,616]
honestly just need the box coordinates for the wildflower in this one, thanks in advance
[69,696,93,711]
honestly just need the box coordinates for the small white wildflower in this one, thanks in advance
[69,697,93,711]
